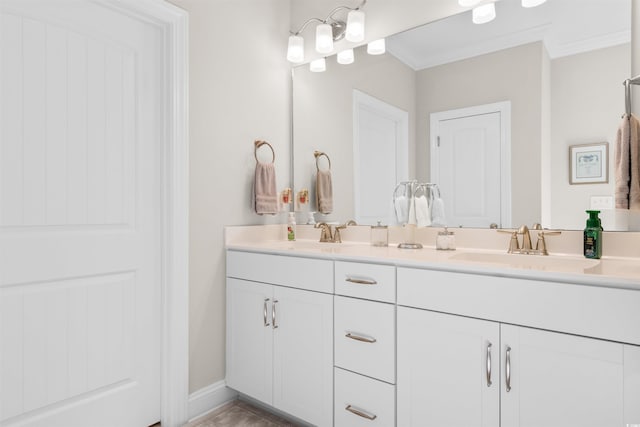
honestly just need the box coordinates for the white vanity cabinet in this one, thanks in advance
[333,261,396,427]
[226,251,334,427]
[397,267,640,427]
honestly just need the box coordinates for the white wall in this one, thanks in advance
[167,0,292,393]
[549,44,630,230]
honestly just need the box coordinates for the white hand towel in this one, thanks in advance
[394,195,408,224]
[431,191,446,227]
[408,196,417,225]
[415,195,431,227]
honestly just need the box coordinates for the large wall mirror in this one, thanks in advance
[292,0,637,231]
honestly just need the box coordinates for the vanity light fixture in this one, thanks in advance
[522,0,547,7]
[472,2,496,24]
[287,0,367,62]
[337,49,355,64]
[367,38,386,55]
[310,58,327,72]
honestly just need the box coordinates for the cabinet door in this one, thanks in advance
[226,278,273,404]
[397,307,499,427]
[272,286,333,427]
[501,325,631,427]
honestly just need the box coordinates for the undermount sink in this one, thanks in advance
[450,252,600,272]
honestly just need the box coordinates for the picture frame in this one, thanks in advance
[569,142,609,185]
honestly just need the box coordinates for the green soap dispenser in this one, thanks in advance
[584,210,603,259]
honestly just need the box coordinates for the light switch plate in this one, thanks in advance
[590,196,613,210]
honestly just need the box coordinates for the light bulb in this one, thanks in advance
[346,9,365,42]
[458,0,482,6]
[367,39,386,55]
[337,49,354,65]
[522,0,547,7]
[472,2,496,24]
[286,35,304,63]
[315,23,333,54]
[310,58,326,72]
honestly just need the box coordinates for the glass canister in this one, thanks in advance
[436,227,456,250]
[370,221,388,247]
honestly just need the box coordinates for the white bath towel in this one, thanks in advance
[415,195,431,227]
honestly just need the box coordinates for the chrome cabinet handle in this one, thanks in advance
[345,405,377,421]
[505,346,512,392]
[272,300,278,329]
[486,342,492,387]
[345,332,377,343]
[263,298,270,327]
[345,277,377,285]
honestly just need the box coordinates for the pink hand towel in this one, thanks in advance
[316,169,333,214]
[630,114,640,210]
[254,162,278,215]
[615,116,631,209]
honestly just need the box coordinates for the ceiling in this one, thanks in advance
[386,0,631,70]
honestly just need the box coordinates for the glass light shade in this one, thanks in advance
[458,0,482,6]
[337,49,354,65]
[286,35,304,63]
[472,2,496,24]
[310,58,326,72]
[367,38,386,55]
[345,9,365,42]
[522,0,547,7]
[315,23,333,54]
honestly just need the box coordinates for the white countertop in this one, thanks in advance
[225,227,640,291]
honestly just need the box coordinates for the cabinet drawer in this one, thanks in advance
[334,296,395,383]
[227,250,333,293]
[334,367,395,427]
[335,261,395,303]
[397,267,640,346]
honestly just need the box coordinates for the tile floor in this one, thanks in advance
[184,400,299,427]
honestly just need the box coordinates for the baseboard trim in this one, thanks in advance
[187,381,238,422]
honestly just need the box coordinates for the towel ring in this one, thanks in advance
[314,150,331,172]
[254,140,275,163]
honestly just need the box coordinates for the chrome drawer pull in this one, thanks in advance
[345,332,377,344]
[486,342,492,387]
[263,298,270,327]
[272,300,278,329]
[345,405,377,421]
[345,277,378,285]
[505,346,512,392]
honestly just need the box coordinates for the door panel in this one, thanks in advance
[397,307,500,427]
[501,325,625,427]
[273,286,333,427]
[0,2,162,425]
[435,112,501,227]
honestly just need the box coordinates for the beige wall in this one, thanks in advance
[416,42,545,227]
[293,47,416,223]
[549,44,630,230]
[168,0,292,393]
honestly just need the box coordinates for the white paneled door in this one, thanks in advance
[0,1,163,426]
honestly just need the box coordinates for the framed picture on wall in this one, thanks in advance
[569,142,609,185]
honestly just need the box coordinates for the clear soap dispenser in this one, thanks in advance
[370,221,388,247]
[436,227,456,250]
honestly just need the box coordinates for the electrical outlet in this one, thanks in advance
[590,196,613,210]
